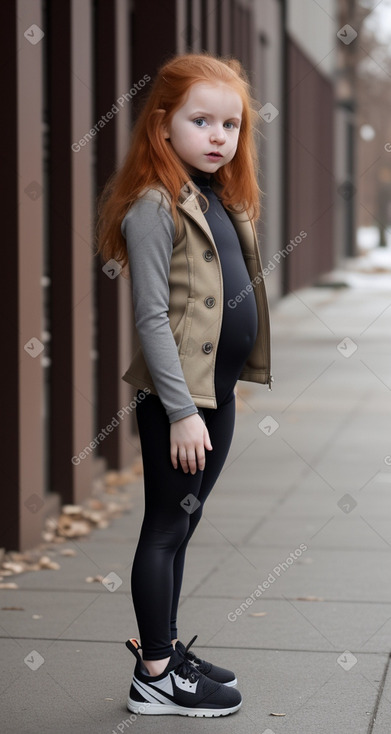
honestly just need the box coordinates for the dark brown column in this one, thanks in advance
[94,0,120,470]
[132,0,177,119]
[47,0,74,502]
[1,0,20,550]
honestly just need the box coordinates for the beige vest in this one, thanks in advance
[121,178,272,408]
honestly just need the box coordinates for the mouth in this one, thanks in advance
[205,152,223,160]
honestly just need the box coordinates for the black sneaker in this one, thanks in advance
[175,635,237,686]
[125,636,242,716]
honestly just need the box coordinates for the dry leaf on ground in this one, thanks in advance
[249,612,267,617]
[85,575,104,583]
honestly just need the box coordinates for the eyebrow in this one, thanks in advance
[190,110,242,123]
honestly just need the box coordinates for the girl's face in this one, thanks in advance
[161,82,242,177]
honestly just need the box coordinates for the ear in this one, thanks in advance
[156,108,170,140]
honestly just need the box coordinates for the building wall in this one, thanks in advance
[3,0,139,552]
[3,0,343,551]
[287,0,336,77]
[4,0,281,552]
[284,0,336,291]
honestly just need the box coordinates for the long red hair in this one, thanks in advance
[95,51,264,274]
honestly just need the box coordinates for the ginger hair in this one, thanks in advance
[95,51,264,273]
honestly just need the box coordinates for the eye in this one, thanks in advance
[193,118,207,127]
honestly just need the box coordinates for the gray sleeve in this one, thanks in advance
[121,192,199,424]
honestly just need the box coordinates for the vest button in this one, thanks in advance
[204,296,216,308]
[202,342,213,354]
[203,249,214,261]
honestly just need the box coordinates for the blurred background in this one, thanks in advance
[2,0,391,551]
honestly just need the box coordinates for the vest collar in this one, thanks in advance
[176,179,256,256]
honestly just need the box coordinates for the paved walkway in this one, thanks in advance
[2,266,391,733]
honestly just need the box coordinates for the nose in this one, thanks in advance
[210,125,226,144]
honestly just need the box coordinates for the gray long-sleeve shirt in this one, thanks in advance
[122,174,258,422]
[121,188,200,424]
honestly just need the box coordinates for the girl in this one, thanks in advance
[96,51,272,717]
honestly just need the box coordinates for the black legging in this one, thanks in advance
[130,173,259,659]
[131,387,236,660]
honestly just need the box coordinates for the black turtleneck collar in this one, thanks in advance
[189,169,213,189]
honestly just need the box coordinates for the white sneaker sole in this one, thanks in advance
[127,696,242,717]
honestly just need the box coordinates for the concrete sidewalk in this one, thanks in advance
[2,273,391,733]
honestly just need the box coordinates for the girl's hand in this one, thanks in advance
[170,413,213,474]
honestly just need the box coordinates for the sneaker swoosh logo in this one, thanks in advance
[147,673,174,696]
[133,677,175,705]
[133,671,199,702]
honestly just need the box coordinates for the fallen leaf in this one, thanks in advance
[1,606,24,611]
[7,552,25,561]
[2,562,25,574]
[295,596,324,602]
[249,612,267,617]
[85,499,106,510]
[97,520,109,529]
[270,712,286,716]
[85,575,104,583]
[82,510,103,524]
[130,459,143,476]
[42,532,55,542]
[39,556,60,570]
[62,505,84,516]
[45,517,58,531]
[105,471,134,486]
[57,517,91,538]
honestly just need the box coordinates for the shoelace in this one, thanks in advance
[182,634,208,669]
[186,651,210,674]
[174,656,202,683]
[174,635,202,683]
[187,652,206,664]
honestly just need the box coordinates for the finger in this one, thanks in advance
[179,448,189,473]
[186,450,197,475]
[196,445,206,471]
[171,442,178,469]
[204,430,213,450]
